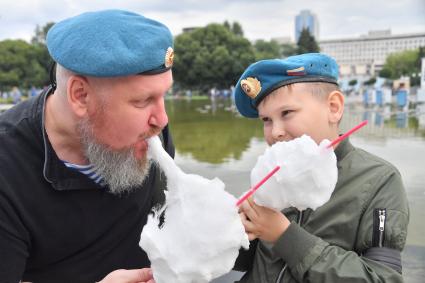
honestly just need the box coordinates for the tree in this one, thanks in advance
[379,48,422,86]
[253,39,281,60]
[281,43,298,58]
[173,23,255,91]
[297,28,319,54]
[363,77,376,86]
[31,22,55,83]
[378,68,391,79]
[223,20,231,31]
[231,22,243,37]
[348,79,358,86]
[0,40,48,89]
[0,22,55,90]
[31,22,55,45]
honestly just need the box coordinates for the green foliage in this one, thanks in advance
[231,22,244,37]
[253,39,281,60]
[349,79,358,86]
[363,77,376,86]
[0,39,48,89]
[378,68,392,78]
[281,43,298,58]
[297,28,319,54]
[379,48,423,86]
[223,20,231,31]
[31,22,55,45]
[0,22,54,90]
[173,23,255,91]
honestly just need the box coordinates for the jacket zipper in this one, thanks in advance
[373,208,386,247]
[378,209,386,247]
[275,210,303,283]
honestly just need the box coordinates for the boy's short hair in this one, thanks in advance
[233,53,339,118]
[268,82,340,99]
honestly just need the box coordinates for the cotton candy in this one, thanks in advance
[250,135,338,211]
[140,136,249,283]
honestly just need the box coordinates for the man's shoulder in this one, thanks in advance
[0,95,41,134]
[0,96,44,178]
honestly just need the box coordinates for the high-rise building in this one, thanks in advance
[295,10,319,43]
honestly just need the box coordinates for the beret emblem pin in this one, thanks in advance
[241,77,262,99]
[165,47,174,68]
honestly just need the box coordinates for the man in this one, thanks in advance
[0,10,175,283]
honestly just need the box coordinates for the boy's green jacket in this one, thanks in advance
[235,138,409,283]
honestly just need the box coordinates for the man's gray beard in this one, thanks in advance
[77,118,150,195]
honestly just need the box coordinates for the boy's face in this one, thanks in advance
[258,83,338,146]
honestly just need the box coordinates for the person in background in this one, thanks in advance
[233,53,409,283]
[0,9,176,283]
[11,86,22,104]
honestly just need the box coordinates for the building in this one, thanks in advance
[295,10,319,43]
[319,30,425,78]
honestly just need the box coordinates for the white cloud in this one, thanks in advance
[0,0,424,42]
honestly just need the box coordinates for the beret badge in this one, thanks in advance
[165,47,174,68]
[241,77,262,99]
[286,66,306,76]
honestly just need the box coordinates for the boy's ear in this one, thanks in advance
[66,75,91,118]
[327,90,344,124]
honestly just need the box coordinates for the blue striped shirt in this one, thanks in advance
[63,161,104,184]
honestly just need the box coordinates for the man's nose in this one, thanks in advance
[149,98,169,128]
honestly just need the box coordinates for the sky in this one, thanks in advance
[0,0,424,43]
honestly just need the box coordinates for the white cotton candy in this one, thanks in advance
[140,136,249,283]
[250,135,338,211]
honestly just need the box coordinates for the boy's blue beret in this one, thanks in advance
[46,9,174,77]
[234,53,339,118]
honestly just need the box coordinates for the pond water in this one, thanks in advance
[166,98,425,283]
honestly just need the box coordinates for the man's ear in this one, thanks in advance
[327,90,344,124]
[67,75,90,117]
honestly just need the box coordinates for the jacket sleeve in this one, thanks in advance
[272,169,409,282]
[0,177,30,282]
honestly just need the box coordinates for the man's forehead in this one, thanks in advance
[101,71,173,98]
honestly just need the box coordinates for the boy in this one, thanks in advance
[233,53,409,282]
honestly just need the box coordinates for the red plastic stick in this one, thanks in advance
[327,120,368,149]
[236,165,280,206]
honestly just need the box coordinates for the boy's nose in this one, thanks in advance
[272,124,286,142]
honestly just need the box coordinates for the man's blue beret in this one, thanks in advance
[46,9,174,77]
[234,53,339,118]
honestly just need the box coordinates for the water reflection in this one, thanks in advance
[417,104,425,130]
[165,99,263,164]
[167,99,425,164]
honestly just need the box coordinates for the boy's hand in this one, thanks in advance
[239,211,258,241]
[97,268,155,283]
[239,198,290,243]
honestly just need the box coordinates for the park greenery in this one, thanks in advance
[379,47,424,86]
[1,20,422,93]
[296,28,320,54]
[0,21,298,93]
[0,22,54,92]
